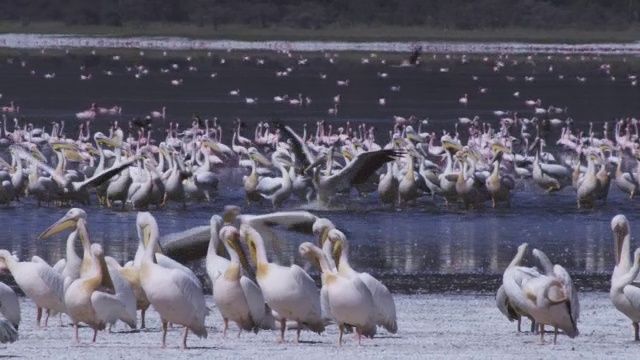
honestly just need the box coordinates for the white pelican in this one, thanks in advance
[496,243,535,332]
[576,152,599,208]
[377,162,399,206]
[65,241,136,342]
[299,242,376,346]
[0,282,20,330]
[328,229,397,334]
[240,224,324,342]
[615,156,638,199]
[612,248,640,340]
[284,126,399,205]
[206,215,228,289]
[532,248,580,328]
[398,154,418,205]
[503,250,578,344]
[214,226,266,337]
[0,250,65,327]
[38,208,88,279]
[610,215,640,340]
[485,150,515,208]
[137,212,207,348]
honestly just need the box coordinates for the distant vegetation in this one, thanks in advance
[1,0,639,38]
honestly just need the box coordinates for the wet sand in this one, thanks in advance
[4,292,636,359]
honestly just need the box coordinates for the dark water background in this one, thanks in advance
[1,49,639,293]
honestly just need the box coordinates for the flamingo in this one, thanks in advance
[150,107,166,120]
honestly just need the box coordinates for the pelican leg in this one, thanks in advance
[538,324,545,344]
[181,326,189,349]
[296,321,302,343]
[634,322,639,341]
[93,328,98,342]
[44,308,50,327]
[161,321,168,348]
[357,330,362,346]
[278,318,286,343]
[338,325,344,347]
[237,328,242,338]
[141,309,146,329]
[223,318,229,338]
[36,307,42,328]
[553,327,558,345]
[74,323,80,343]
[516,317,521,332]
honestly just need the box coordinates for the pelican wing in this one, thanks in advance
[283,126,317,169]
[72,157,137,191]
[553,264,580,322]
[36,264,65,306]
[240,276,266,330]
[171,269,207,320]
[623,284,640,311]
[0,320,17,343]
[329,149,401,186]
[320,285,333,322]
[241,211,318,233]
[539,162,570,178]
[496,284,517,321]
[290,264,324,332]
[53,259,66,273]
[256,176,282,194]
[92,291,136,328]
[532,249,554,275]
[157,254,201,289]
[160,225,211,263]
[108,266,137,327]
[359,272,398,333]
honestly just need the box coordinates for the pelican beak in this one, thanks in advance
[342,149,354,161]
[39,214,77,239]
[332,240,342,267]
[31,147,47,163]
[442,140,463,153]
[393,139,407,148]
[63,149,84,162]
[227,231,254,275]
[109,135,121,146]
[52,142,79,152]
[87,147,100,157]
[202,139,220,152]
[406,133,423,143]
[250,151,271,166]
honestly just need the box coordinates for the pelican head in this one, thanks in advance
[94,132,119,148]
[249,148,271,166]
[612,215,629,265]
[299,242,322,271]
[312,218,334,247]
[136,212,159,248]
[239,224,261,266]
[38,208,87,239]
[222,205,242,225]
[219,225,252,273]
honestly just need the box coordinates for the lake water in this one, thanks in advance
[0,45,638,294]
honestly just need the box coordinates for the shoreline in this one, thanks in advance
[1,33,640,55]
[4,292,635,359]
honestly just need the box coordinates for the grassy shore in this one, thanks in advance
[2,21,640,43]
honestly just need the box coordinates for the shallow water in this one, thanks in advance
[0,49,638,294]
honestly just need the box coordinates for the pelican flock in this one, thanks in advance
[0,46,639,355]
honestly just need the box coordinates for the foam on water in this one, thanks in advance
[1,33,640,54]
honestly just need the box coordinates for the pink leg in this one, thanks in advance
[161,321,168,348]
[181,326,189,349]
[278,319,286,343]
